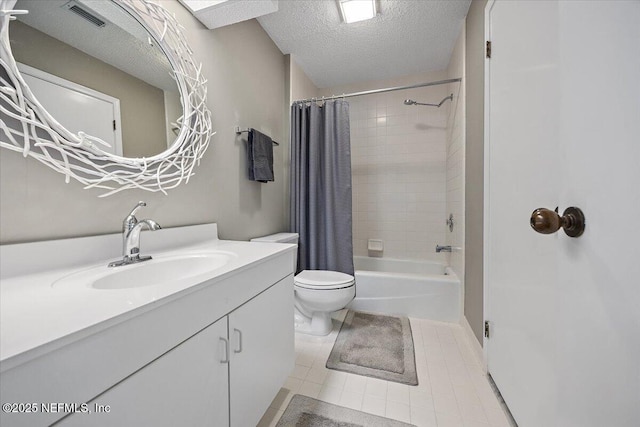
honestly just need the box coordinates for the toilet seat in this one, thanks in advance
[294,270,355,290]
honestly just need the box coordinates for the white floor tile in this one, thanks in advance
[455,387,482,408]
[459,403,489,425]
[305,366,329,385]
[290,364,311,380]
[298,381,322,398]
[387,381,410,403]
[324,370,348,389]
[415,350,429,369]
[295,351,315,367]
[435,412,464,427]
[484,407,512,427]
[333,309,348,322]
[259,315,513,427]
[386,401,411,423]
[427,360,448,376]
[433,393,461,417]
[447,362,470,379]
[364,377,388,399]
[362,394,386,416]
[318,384,343,405]
[312,354,329,368]
[409,389,434,411]
[344,374,367,394]
[317,344,334,360]
[430,378,456,398]
[462,421,491,427]
[283,376,302,393]
[426,347,447,363]
[410,404,438,427]
[339,391,364,410]
[417,368,432,391]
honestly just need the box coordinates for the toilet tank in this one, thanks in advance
[250,233,299,271]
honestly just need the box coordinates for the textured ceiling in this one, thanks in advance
[258,0,471,88]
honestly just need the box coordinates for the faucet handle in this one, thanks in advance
[123,201,146,231]
[127,201,147,218]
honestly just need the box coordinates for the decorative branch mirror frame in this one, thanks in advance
[0,0,212,197]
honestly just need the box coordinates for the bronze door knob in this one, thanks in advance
[530,207,585,237]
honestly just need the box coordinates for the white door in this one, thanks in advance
[485,1,640,426]
[18,63,123,156]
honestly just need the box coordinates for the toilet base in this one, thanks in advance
[294,308,333,336]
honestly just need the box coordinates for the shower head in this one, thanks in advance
[402,94,454,108]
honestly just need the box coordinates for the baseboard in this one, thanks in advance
[463,315,486,371]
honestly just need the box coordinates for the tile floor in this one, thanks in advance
[258,310,513,427]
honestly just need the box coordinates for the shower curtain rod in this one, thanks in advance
[292,77,462,104]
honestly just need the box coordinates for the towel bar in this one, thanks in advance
[234,127,279,145]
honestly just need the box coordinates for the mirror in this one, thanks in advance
[0,0,212,196]
[10,0,181,158]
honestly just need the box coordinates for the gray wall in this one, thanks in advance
[0,0,287,244]
[464,0,488,345]
[10,21,168,158]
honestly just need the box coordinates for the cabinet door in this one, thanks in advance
[57,317,230,427]
[228,276,294,427]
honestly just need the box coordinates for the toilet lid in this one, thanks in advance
[294,270,355,290]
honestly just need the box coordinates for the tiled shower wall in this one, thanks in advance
[349,84,451,262]
[446,28,466,281]
[445,83,465,279]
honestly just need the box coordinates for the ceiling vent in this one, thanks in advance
[62,1,106,28]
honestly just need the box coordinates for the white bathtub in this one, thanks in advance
[348,256,461,322]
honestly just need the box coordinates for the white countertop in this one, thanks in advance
[0,224,295,369]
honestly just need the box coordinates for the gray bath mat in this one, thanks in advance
[276,395,415,427]
[326,310,417,385]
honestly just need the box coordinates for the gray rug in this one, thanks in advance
[326,310,418,385]
[276,395,415,427]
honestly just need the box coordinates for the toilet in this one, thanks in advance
[250,233,355,336]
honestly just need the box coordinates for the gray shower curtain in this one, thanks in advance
[290,100,354,275]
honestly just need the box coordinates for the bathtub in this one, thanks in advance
[348,256,461,322]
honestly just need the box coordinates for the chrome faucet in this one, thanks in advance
[108,201,161,267]
[436,245,452,253]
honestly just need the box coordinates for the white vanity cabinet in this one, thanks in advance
[56,276,294,427]
[229,274,294,427]
[0,225,296,427]
[58,318,231,427]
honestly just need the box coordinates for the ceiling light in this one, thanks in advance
[338,0,377,24]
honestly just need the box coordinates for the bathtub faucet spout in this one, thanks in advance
[436,245,452,253]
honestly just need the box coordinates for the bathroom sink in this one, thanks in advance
[52,252,234,290]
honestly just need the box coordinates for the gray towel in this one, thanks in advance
[247,128,274,182]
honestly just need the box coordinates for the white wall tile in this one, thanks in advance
[445,81,465,282]
[342,86,449,261]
